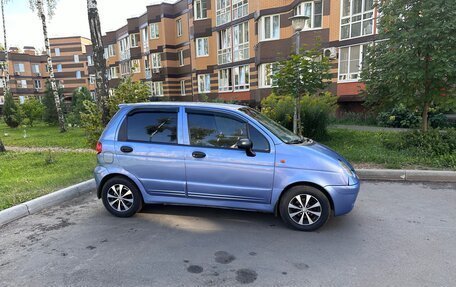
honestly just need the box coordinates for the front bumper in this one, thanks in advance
[325,182,360,216]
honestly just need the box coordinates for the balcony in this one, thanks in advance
[216,9,231,26]
[232,2,248,20]
[234,43,249,62]
[145,68,151,79]
[218,48,232,65]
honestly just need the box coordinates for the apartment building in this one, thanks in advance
[49,36,94,99]
[93,0,378,111]
[0,47,49,106]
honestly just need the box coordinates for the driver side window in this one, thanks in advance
[188,112,247,149]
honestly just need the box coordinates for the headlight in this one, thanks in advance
[339,160,354,177]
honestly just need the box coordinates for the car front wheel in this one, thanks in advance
[279,186,330,231]
[102,177,143,218]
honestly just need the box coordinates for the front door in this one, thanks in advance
[115,108,187,197]
[184,109,275,204]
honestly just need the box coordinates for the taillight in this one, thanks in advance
[96,141,102,154]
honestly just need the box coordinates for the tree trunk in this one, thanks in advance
[87,0,109,125]
[1,0,10,95]
[37,0,66,133]
[293,97,298,134]
[422,102,430,132]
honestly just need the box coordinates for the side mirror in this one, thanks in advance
[237,138,256,157]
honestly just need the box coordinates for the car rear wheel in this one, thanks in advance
[102,177,143,218]
[279,186,330,231]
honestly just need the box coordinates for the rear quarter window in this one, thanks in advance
[123,111,178,144]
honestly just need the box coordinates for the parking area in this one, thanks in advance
[0,181,455,287]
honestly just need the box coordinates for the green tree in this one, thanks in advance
[362,0,456,132]
[107,77,150,117]
[273,49,331,136]
[67,87,93,125]
[2,91,20,128]
[21,97,44,127]
[42,80,64,125]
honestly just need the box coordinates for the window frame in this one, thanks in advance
[185,109,271,153]
[218,68,232,92]
[233,21,249,62]
[151,53,162,68]
[197,74,211,93]
[194,0,208,20]
[180,80,186,96]
[293,1,323,30]
[150,23,160,39]
[340,0,375,40]
[338,43,368,83]
[176,18,183,37]
[259,14,280,42]
[259,63,279,88]
[178,50,185,66]
[196,37,209,57]
[152,81,164,97]
[233,64,250,91]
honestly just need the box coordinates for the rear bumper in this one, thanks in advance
[325,182,360,216]
[94,166,109,198]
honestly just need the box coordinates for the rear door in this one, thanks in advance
[184,108,275,204]
[115,107,187,197]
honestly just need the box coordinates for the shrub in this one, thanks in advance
[3,92,21,128]
[20,98,44,127]
[42,81,64,125]
[331,111,378,126]
[376,104,421,128]
[261,92,337,140]
[429,113,451,129]
[107,77,150,117]
[383,129,456,157]
[80,100,104,147]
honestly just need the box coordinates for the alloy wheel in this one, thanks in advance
[288,194,322,225]
[107,184,134,212]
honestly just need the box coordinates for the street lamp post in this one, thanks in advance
[289,15,309,135]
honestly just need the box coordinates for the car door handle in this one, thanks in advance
[192,151,206,159]
[120,146,133,153]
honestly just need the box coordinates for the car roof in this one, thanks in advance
[119,102,245,111]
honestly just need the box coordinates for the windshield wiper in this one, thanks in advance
[287,139,304,144]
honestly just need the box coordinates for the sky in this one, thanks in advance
[4,0,177,50]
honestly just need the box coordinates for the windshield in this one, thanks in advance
[240,107,303,144]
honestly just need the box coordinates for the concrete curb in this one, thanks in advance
[0,179,95,227]
[357,169,456,183]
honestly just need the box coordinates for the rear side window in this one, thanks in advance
[126,111,178,144]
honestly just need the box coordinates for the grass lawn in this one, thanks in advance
[0,121,90,149]
[0,151,96,210]
[321,128,455,170]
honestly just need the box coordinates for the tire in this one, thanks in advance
[101,177,143,218]
[279,186,330,231]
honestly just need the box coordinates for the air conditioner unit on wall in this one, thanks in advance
[323,47,338,60]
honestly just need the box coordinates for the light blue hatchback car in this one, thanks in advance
[94,102,360,231]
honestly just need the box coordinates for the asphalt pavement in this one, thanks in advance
[0,181,455,287]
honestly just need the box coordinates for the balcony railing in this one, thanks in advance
[218,48,232,65]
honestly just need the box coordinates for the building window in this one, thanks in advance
[259,14,280,41]
[76,71,82,79]
[54,48,60,56]
[130,34,140,47]
[294,1,322,30]
[14,63,25,73]
[194,0,207,20]
[57,64,62,72]
[110,66,119,79]
[233,21,249,62]
[0,96,4,104]
[176,19,183,37]
[338,44,367,82]
[34,80,42,89]
[119,37,131,60]
[151,53,162,68]
[218,68,232,92]
[233,65,249,91]
[32,64,40,74]
[152,81,164,97]
[341,0,375,40]
[198,74,211,93]
[178,50,185,66]
[150,23,159,39]
[141,28,149,51]
[131,59,141,73]
[120,62,131,75]
[180,80,186,96]
[259,63,279,88]
[74,54,80,63]
[89,75,95,85]
[108,44,116,57]
[218,28,232,64]
[232,0,248,20]
[216,0,231,26]
[87,55,94,66]
[196,37,209,57]
[17,80,27,88]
